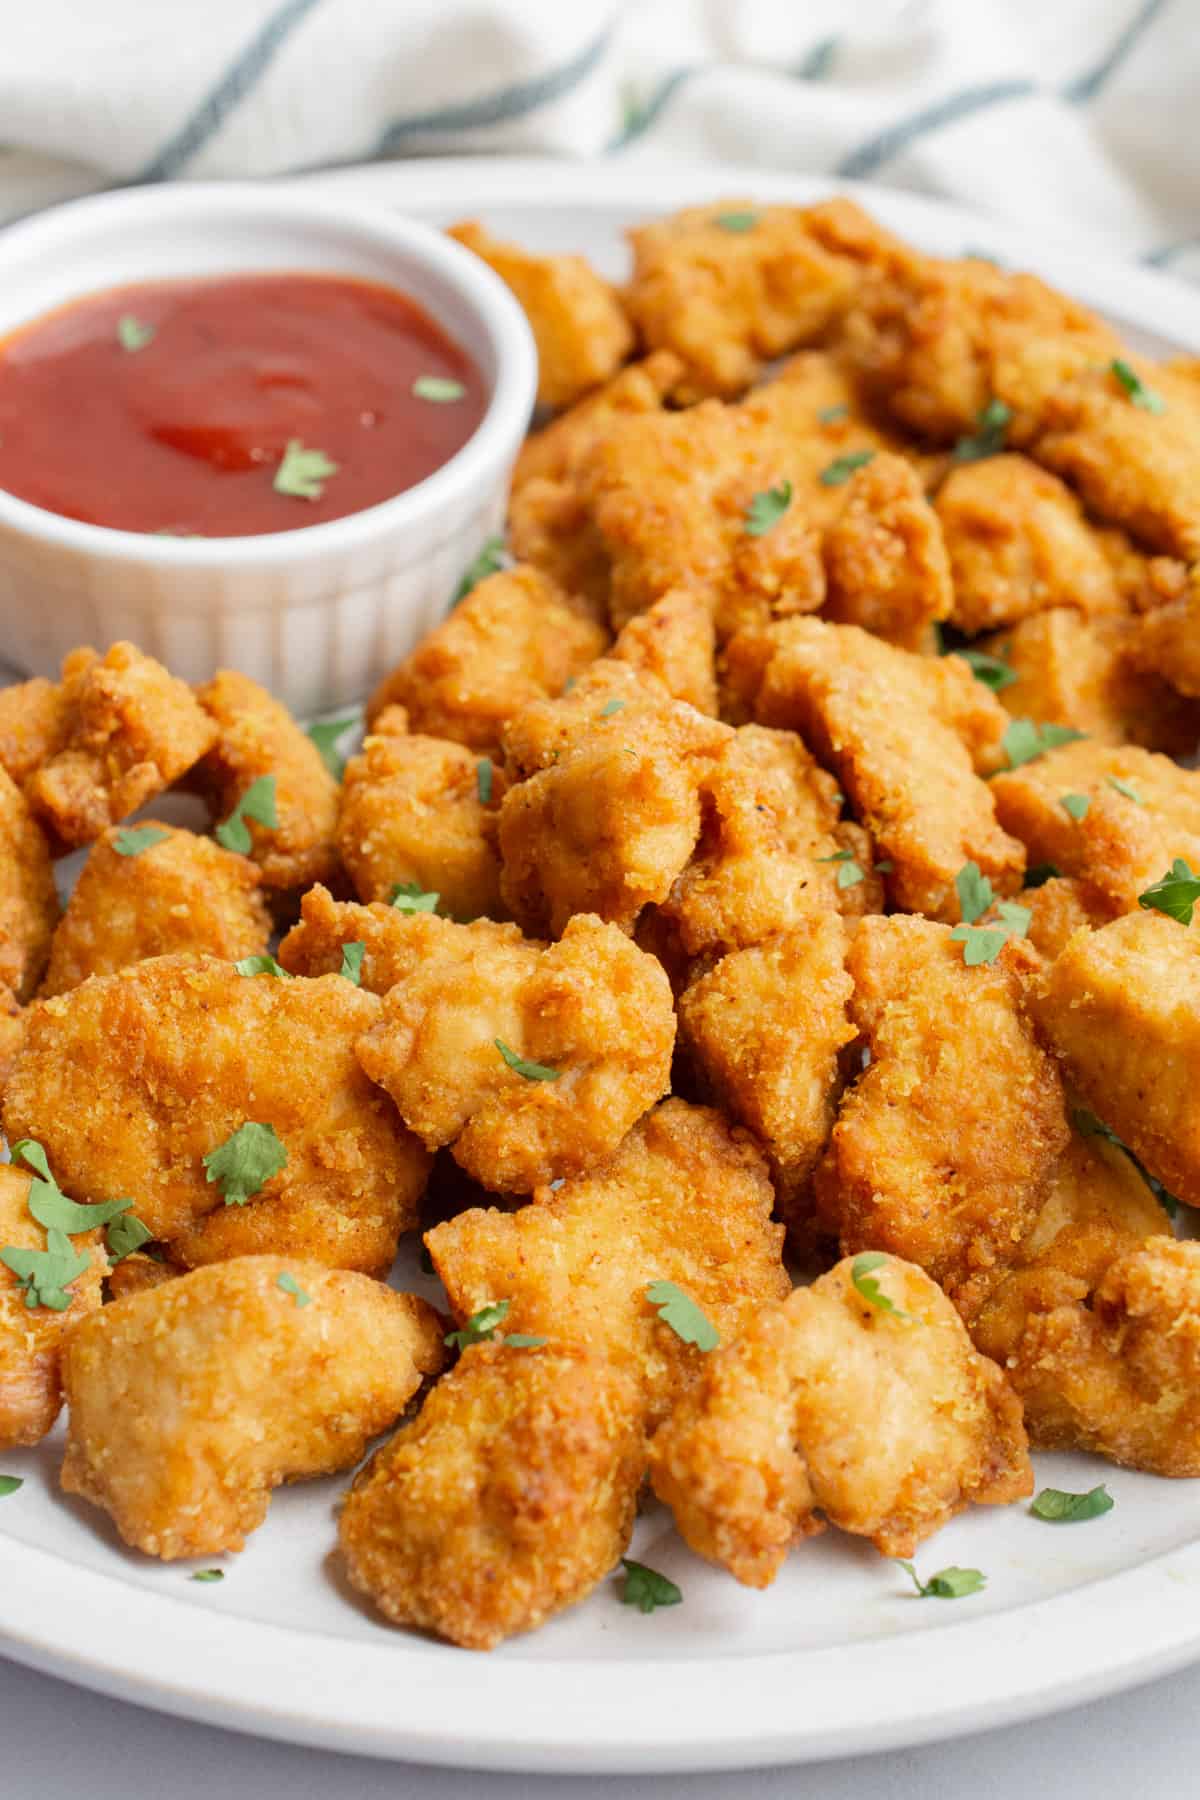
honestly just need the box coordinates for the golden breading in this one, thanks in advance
[355,913,674,1193]
[278,884,511,993]
[41,823,270,997]
[815,915,1069,1303]
[733,618,1021,921]
[609,586,718,716]
[990,739,1200,913]
[820,452,953,651]
[1098,527,1188,613]
[513,351,684,494]
[338,727,506,921]
[678,919,855,1235]
[1132,571,1200,698]
[0,767,58,1001]
[501,657,668,780]
[193,669,339,892]
[364,565,608,749]
[5,954,431,1271]
[60,1257,444,1559]
[0,1163,104,1449]
[624,201,858,401]
[27,643,216,851]
[648,1255,1031,1584]
[339,1343,644,1650]
[985,874,1117,965]
[0,987,25,1098]
[0,676,70,789]
[448,220,634,410]
[1030,910,1200,1209]
[427,1099,789,1425]
[105,1251,181,1303]
[980,608,1200,756]
[936,453,1123,632]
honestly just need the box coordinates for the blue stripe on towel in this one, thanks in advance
[1064,0,1167,103]
[836,79,1035,179]
[793,36,839,81]
[607,64,699,152]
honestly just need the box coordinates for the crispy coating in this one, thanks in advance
[821,452,953,651]
[364,565,608,749]
[338,726,507,921]
[649,1255,1031,1583]
[194,669,339,892]
[0,676,70,789]
[0,1163,104,1448]
[0,986,25,1099]
[60,1257,444,1558]
[1133,571,1200,698]
[1030,910,1200,1209]
[355,913,674,1193]
[987,874,1117,965]
[990,739,1200,913]
[5,954,430,1271]
[678,918,855,1234]
[339,1343,643,1649]
[27,644,216,850]
[815,915,1069,1303]
[501,657,670,780]
[427,1098,789,1425]
[449,220,633,410]
[734,618,1021,920]
[279,884,515,993]
[41,823,270,997]
[105,1251,181,1303]
[0,766,58,1001]
[609,586,718,715]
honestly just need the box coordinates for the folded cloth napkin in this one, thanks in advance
[0,0,1195,274]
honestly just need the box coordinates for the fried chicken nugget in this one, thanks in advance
[814,915,1069,1303]
[337,726,506,921]
[27,644,216,850]
[731,618,1022,920]
[0,675,71,789]
[355,913,674,1193]
[0,766,58,1001]
[649,1254,1031,1584]
[985,874,1117,965]
[5,954,431,1271]
[41,823,270,997]
[364,565,608,748]
[1132,569,1200,698]
[0,1163,104,1448]
[449,221,633,410]
[279,884,507,993]
[60,1256,444,1558]
[0,986,25,1099]
[427,1099,788,1425]
[820,451,953,651]
[193,669,339,892]
[339,1343,643,1650]
[609,586,718,715]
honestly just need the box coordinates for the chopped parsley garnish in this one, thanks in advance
[191,1569,224,1583]
[1025,862,1061,888]
[1072,1107,1180,1218]
[445,1299,510,1349]
[600,699,626,718]
[215,774,277,854]
[276,1271,311,1308]
[0,1476,23,1498]
[1001,719,1086,769]
[306,714,359,780]
[10,1142,148,1267]
[339,941,365,986]
[820,449,875,487]
[817,848,864,889]
[1061,792,1090,821]
[1138,858,1200,925]
[495,1039,560,1082]
[850,1252,916,1322]
[0,1228,90,1311]
[453,535,508,603]
[274,440,338,501]
[1110,357,1164,414]
[117,315,155,352]
[950,901,1031,966]
[953,647,1017,692]
[619,1557,682,1613]
[476,757,494,805]
[1031,1484,1113,1523]
[235,954,290,979]
[505,1334,549,1348]
[744,481,793,536]
[113,825,170,857]
[1107,776,1142,804]
[955,860,993,924]
[412,376,466,403]
[951,398,1011,463]
[818,403,849,423]
[105,1212,154,1263]
[390,881,440,914]
[645,1280,719,1351]
[712,211,758,233]
[899,1561,986,1599]
[202,1122,287,1207]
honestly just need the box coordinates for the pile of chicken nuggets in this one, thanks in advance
[4,195,1200,1653]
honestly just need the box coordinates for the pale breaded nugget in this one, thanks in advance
[980,608,1200,756]
[356,913,674,1194]
[990,739,1200,913]
[449,221,633,411]
[624,201,857,401]
[609,586,718,715]
[732,618,1021,921]
[648,1255,1031,1584]
[0,1163,104,1448]
[41,822,270,997]
[427,1098,788,1425]
[678,918,855,1236]
[60,1256,444,1558]
[5,954,431,1271]
[26,644,216,851]
[0,767,58,1001]
[340,1343,643,1650]
[1031,910,1200,1210]
[820,451,953,651]
[338,727,506,922]
[364,565,607,748]
[194,669,339,892]
[0,676,71,788]
[814,915,1069,1303]
[984,874,1117,965]
[936,453,1124,632]
[1132,570,1200,698]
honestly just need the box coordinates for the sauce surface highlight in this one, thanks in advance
[0,272,487,536]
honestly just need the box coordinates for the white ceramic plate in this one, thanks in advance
[2,159,1200,1776]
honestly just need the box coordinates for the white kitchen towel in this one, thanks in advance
[0,0,1195,274]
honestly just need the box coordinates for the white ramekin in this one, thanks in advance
[0,184,536,715]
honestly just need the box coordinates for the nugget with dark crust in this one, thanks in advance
[0,1163,104,1448]
[105,1251,181,1303]
[41,823,270,996]
[340,1343,643,1650]
[356,913,674,1193]
[821,452,953,651]
[0,676,70,789]
[649,1255,1031,1585]
[610,586,718,716]
[60,1257,444,1558]
[0,767,58,1001]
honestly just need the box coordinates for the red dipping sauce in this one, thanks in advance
[0,272,488,536]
